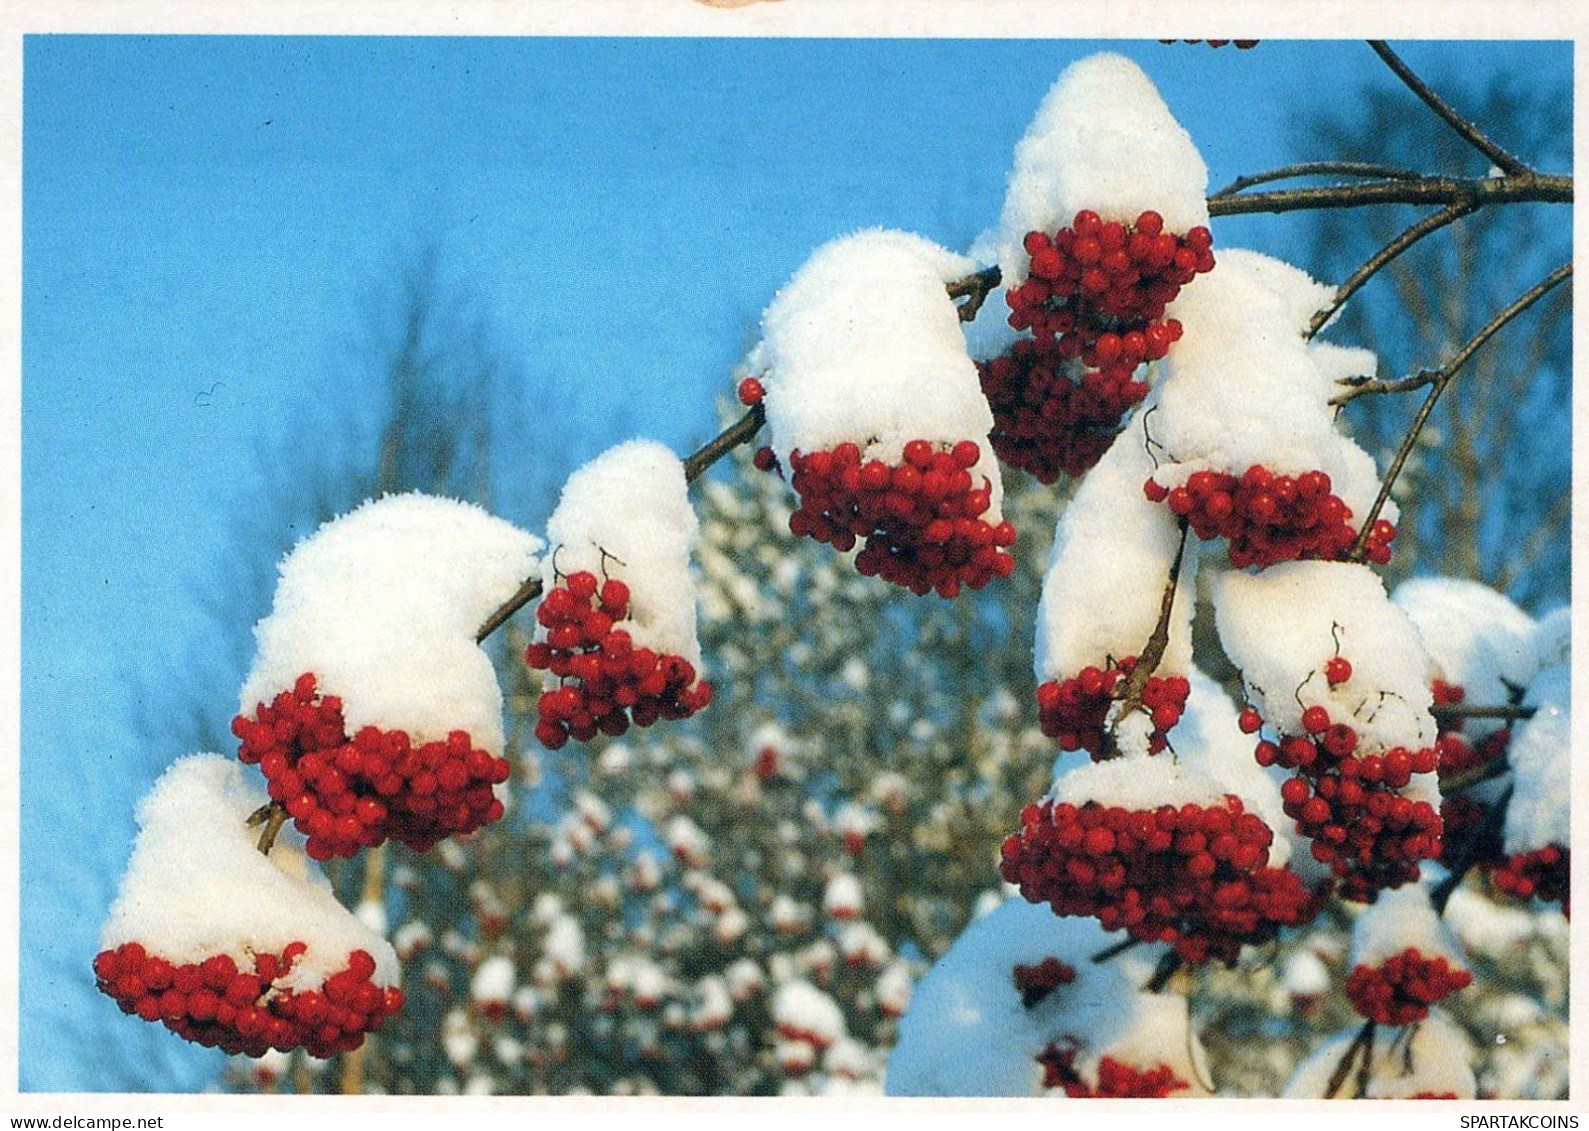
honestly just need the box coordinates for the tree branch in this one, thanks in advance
[249,801,289,856]
[1431,703,1537,723]
[1325,1020,1376,1100]
[946,265,1002,323]
[1205,171,1569,217]
[1108,518,1191,741]
[682,403,766,483]
[1210,161,1425,199]
[1307,200,1478,338]
[1368,41,1529,176]
[1346,262,1571,560]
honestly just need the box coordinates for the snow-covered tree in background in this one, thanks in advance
[96,42,1570,1099]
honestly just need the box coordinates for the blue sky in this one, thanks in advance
[20,36,1571,1091]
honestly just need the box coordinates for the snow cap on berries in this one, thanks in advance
[1034,403,1196,681]
[542,439,703,668]
[1504,663,1569,855]
[772,979,846,1048]
[1349,883,1467,972]
[470,955,515,1012]
[1283,1010,1476,1099]
[757,229,1003,513]
[885,897,1141,1096]
[241,493,542,754]
[1152,250,1393,531]
[1214,561,1437,755]
[101,754,399,989]
[989,52,1209,285]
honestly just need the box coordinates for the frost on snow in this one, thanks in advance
[1504,664,1570,854]
[241,492,543,754]
[987,52,1209,285]
[756,229,1003,515]
[101,754,400,990]
[540,439,704,668]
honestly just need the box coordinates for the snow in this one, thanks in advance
[1349,884,1467,972]
[1034,401,1196,680]
[1283,1010,1475,1099]
[469,955,515,1008]
[540,439,704,669]
[240,493,541,755]
[1532,604,1570,670]
[885,896,1139,1096]
[1150,249,1394,531]
[1392,577,1539,738]
[822,873,863,919]
[100,754,400,990]
[756,229,1004,519]
[772,980,846,1047]
[1282,949,1330,998]
[1051,753,1230,811]
[1504,663,1570,854]
[986,52,1209,285]
[1214,561,1438,754]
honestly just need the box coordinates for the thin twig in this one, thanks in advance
[946,265,1003,323]
[682,403,766,483]
[254,802,288,856]
[1368,41,1529,176]
[1090,936,1141,964]
[1211,161,1425,199]
[1330,371,1436,407]
[1145,951,1183,993]
[1206,171,1570,217]
[1308,200,1478,338]
[1107,518,1191,749]
[475,575,545,644]
[1346,262,1571,560]
[1325,1020,1376,1099]
[1431,703,1538,722]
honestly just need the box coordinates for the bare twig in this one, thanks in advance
[1145,951,1183,993]
[1346,262,1571,560]
[1325,1020,1377,1099]
[1211,161,1425,199]
[1107,518,1191,747]
[253,802,289,856]
[1206,171,1569,217]
[475,575,545,644]
[682,403,766,483]
[1090,936,1141,964]
[1431,703,1538,723]
[946,265,1003,323]
[1308,200,1478,338]
[1368,41,1529,176]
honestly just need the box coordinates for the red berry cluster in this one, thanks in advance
[1490,845,1570,917]
[977,340,1143,483]
[1000,796,1319,964]
[1012,956,1077,1008]
[1038,1046,1188,1098]
[1344,947,1473,1026]
[93,942,401,1058]
[1162,39,1259,48]
[785,439,1017,597]
[525,570,712,750]
[1008,211,1211,367]
[233,674,510,859]
[1036,658,1190,758]
[1258,703,1442,900]
[1144,467,1396,568]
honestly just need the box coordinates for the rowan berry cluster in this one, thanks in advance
[1035,657,1190,758]
[93,942,401,1059]
[1000,796,1319,964]
[233,673,510,859]
[1254,701,1442,900]
[1344,947,1473,1026]
[1038,1046,1188,1098]
[977,339,1144,482]
[1144,467,1396,568]
[784,439,1017,597]
[1490,845,1570,917]
[1162,39,1260,49]
[1012,956,1076,1008]
[525,570,713,750]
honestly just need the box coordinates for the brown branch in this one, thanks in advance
[1107,518,1191,749]
[1145,950,1183,993]
[1090,936,1140,964]
[1368,41,1529,176]
[682,403,766,483]
[1329,371,1435,407]
[1325,1020,1376,1099]
[1346,263,1572,560]
[475,574,545,644]
[1211,161,1425,199]
[249,801,289,856]
[1431,703,1538,722]
[946,265,1002,323]
[1205,171,1569,217]
[1308,200,1478,338]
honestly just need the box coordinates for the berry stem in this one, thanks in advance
[682,403,766,483]
[1104,517,1190,755]
[475,574,546,644]
[1367,41,1530,177]
[252,801,289,856]
[1345,262,1571,561]
[1145,950,1183,993]
[1089,936,1141,964]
